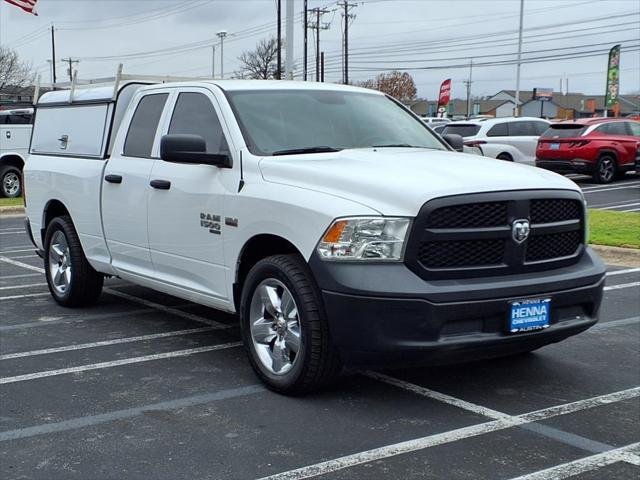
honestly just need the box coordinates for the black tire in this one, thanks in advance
[496,153,513,162]
[44,215,103,307]
[592,155,617,184]
[240,254,342,395]
[0,165,22,198]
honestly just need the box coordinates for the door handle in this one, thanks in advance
[150,179,171,190]
[104,174,123,184]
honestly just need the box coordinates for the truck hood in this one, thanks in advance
[259,148,580,216]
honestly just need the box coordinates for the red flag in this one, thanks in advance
[3,0,38,15]
[437,79,451,107]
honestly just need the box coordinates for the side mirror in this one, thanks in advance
[160,134,231,168]
[442,133,464,152]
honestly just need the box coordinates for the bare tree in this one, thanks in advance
[0,46,34,90]
[237,37,281,80]
[357,71,417,103]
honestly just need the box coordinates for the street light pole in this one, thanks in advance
[217,31,227,79]
[211,45,216,78]
[514,0,524,117]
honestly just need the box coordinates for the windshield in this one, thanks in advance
[440,124,481,137]
[541,125,587,138]
[226,89,447,156]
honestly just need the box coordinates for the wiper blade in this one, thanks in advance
[372,144,432,148]
[272,146,342,156]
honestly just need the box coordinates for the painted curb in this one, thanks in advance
[0,206,25,216]
[590,244,640,267]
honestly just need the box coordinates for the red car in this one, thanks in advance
[536,118,640,183]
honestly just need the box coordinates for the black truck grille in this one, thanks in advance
[405,191,584,279]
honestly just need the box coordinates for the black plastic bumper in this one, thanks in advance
[310,248,606,367]
[536,159,594,175]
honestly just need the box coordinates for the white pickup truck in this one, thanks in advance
[0,107,33,197]
[25,80,606,394]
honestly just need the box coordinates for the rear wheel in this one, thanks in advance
[44,216,103,307]
[0,166,22,198]
[593,155,616,184]
[496,153,513,162]
[240,254,341,395]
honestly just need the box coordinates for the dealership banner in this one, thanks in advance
[604,44,621,108]
[437,79,451,118]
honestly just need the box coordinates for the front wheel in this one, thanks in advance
[0,166,22,198]
[593,155,616,184]
[240,254,341,395]
[44,215,104,307]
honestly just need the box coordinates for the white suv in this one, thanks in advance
[441,117,550,165]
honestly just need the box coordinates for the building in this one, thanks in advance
[488,90,640,119]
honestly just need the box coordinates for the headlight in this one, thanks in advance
[317,217,411,261]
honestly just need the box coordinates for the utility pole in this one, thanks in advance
[464,59,473,118]
[211,45,216,78]
[308,7,330,82]
[61,58,79,82]
[514,0,524,117]
[276,0,282,79]
[303,0,308,80]
[321,52,325,82]
[217,30,227,79]
[285,0,294,79]
[50,25,57,85]
[339,1,357,85]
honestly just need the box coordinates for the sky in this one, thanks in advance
[0,0,638,101]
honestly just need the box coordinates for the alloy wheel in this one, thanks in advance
[48,231,72,295]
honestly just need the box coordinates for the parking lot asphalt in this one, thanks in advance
[572,174,640,212]
[0,214,638,480]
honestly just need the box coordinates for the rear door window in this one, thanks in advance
[541,125,586,138]
[123,93,169,158]
[441,124,480,137]
[532,121,549,135]
[601,122,631,136]
[168,92,228,154]
[486,123,508,137]
[627,122,640,137]
[508,121,538,136]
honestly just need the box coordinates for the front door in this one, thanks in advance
[147,89,236,302]
[102,92,169,277]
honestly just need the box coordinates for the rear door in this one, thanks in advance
[0,111,32,157]
[102,91,169,277]
[507,121,548,163]
[147,88,238,303]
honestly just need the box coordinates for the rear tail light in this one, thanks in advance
[568,140,590,147]
[464,140,486,147]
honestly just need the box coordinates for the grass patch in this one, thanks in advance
[589,209,640,249]
[0,197,23,208]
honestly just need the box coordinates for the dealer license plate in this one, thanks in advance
[510,298,551,333]
[550,143,560,150]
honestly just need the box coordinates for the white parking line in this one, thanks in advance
[0,341,242,384]
[0,256,231,330]
[0,246,35,253]
[258,387,640,480]
[0,292,50,300]
[582,181,640,192]
[0,326,216,360]
[0,283,46,290]
[0,231,25,236]
[599,202,640,211]
[0,256,43,273]
[604,281,640,291]
[0,273,42,280]
[508,442,640,480]
[365,372,511,420]
[606,267,640,277]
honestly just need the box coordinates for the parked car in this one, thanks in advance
[441,117,550,165]
[0,107,33,197]
[536,118,640,183]
[421,117,451,126]
[25,80,605,394]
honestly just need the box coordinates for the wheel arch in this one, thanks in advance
[597,148,618,163]
[41,199,72,244]
[234,234,303,311]
[0,154,26,170]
